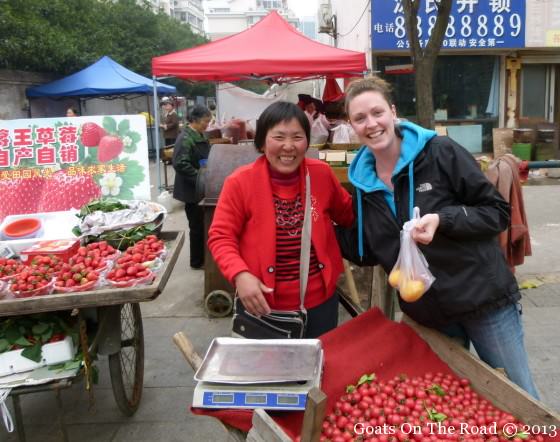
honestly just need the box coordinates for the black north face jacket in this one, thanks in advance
[337,125,519,328]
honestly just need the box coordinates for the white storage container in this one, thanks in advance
[0,336,75,377]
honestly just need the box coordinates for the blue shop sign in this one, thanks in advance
[372,0,525,51]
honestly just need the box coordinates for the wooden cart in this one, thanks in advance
[0,230,185,442]
[173,311,560,442]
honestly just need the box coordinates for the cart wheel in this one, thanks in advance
[205,290,233,318]
[109,303,144,416]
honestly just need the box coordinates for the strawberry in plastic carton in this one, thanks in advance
[19,239,80,264]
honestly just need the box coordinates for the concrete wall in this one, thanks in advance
[0,69,58,120]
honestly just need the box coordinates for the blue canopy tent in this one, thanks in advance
[26,56,176,98]
[26,56,176,157]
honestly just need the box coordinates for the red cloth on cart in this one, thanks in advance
[191,308,559,442]
[192,308,454,434]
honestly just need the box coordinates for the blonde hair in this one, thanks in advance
[344,76,394,116]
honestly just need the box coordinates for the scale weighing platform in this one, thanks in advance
[192,337,323,410]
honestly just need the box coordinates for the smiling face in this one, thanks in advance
[347,91,398,154]
[263,118,308,175]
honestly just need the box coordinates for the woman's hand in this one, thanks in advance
[234,271,272,316]
[412,213,440,245]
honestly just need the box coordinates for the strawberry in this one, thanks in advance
[38,170,101,212]
[98,135,124,162]
[0,176,45,221]
[80,123,106,147]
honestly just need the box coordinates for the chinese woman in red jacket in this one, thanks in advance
[208,101,353,337]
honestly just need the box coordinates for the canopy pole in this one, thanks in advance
[146,95,155,160]
[153,76,162,191]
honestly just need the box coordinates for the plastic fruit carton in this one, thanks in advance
[0,336,75,377]
[11,278,56,299]
[19,239,80,264]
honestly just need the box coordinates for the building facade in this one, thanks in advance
[322,0,560,157]
[142,0,205,35]
[203,0,299,41]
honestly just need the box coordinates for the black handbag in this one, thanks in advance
[232,172,312,339]
[232,298,306,339]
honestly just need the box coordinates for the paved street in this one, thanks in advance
[3,166,560,442]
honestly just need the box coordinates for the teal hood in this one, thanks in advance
[348,121,437,192]
[347,121,436,260]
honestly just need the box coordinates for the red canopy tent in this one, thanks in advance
[150,11,366,189]
[151,11,366,82]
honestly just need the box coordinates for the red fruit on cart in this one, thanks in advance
[98,135,124,162]
[80,122,106,147]
[38,170,101,212]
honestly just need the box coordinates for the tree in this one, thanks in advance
[402,0,452,128]
[0,0,208,94]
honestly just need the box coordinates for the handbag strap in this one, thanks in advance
[299,171,312,314]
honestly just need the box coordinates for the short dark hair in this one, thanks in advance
[254,101,310,152]
[188,104,211,123]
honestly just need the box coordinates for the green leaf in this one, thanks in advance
[118,119,130,136]
[14,336,33,347]
[117,187,134,200]
[41,329,53,343]
[433,412,447,422]
[32,323,49,335]
[516,432,529,440]
[129,132,141,144]
[427,384,446,396]
[103,117,117,134]
[21,343,42,363]
[116,159,145,194]
[5,326,22,344]
[346,384,355,393]
[357,373,375,385]
[0,338,10,353]
[123,140,137,154]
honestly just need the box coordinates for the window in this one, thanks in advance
[376,55,500,152]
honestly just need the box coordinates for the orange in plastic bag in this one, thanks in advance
[388,207,435,303]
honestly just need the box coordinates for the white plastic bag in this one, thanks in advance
[156,190,182,213]
[310,118,329,145]
[388,207,435,302]
[331,123,351,143]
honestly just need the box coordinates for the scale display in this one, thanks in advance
[201,390,305,410]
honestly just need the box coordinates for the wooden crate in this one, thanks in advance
[247,317,560,441]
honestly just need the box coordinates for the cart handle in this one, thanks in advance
[173,332,203,372]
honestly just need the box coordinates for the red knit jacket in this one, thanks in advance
[208,156,354,309]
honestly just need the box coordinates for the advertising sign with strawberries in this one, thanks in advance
[0,115,150,221]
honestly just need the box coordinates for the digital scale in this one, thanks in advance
[192,338,323,411]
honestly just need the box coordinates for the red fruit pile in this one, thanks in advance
[69,242,117,270]
[106,260,154,286]
[29,255,63,274]
[10,268,53,297]
[123,235,165,263]
[55,262,99,290]
[320,372,541,442]
[0,258,27,280]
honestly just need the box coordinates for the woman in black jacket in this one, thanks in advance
[337,76,539,398]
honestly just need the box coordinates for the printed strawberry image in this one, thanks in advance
[80,122,107,147]
[38,170,101,212]
[98,135,124,163]
[0,176,46,221]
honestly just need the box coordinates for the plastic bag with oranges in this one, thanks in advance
[388,207,435,302]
